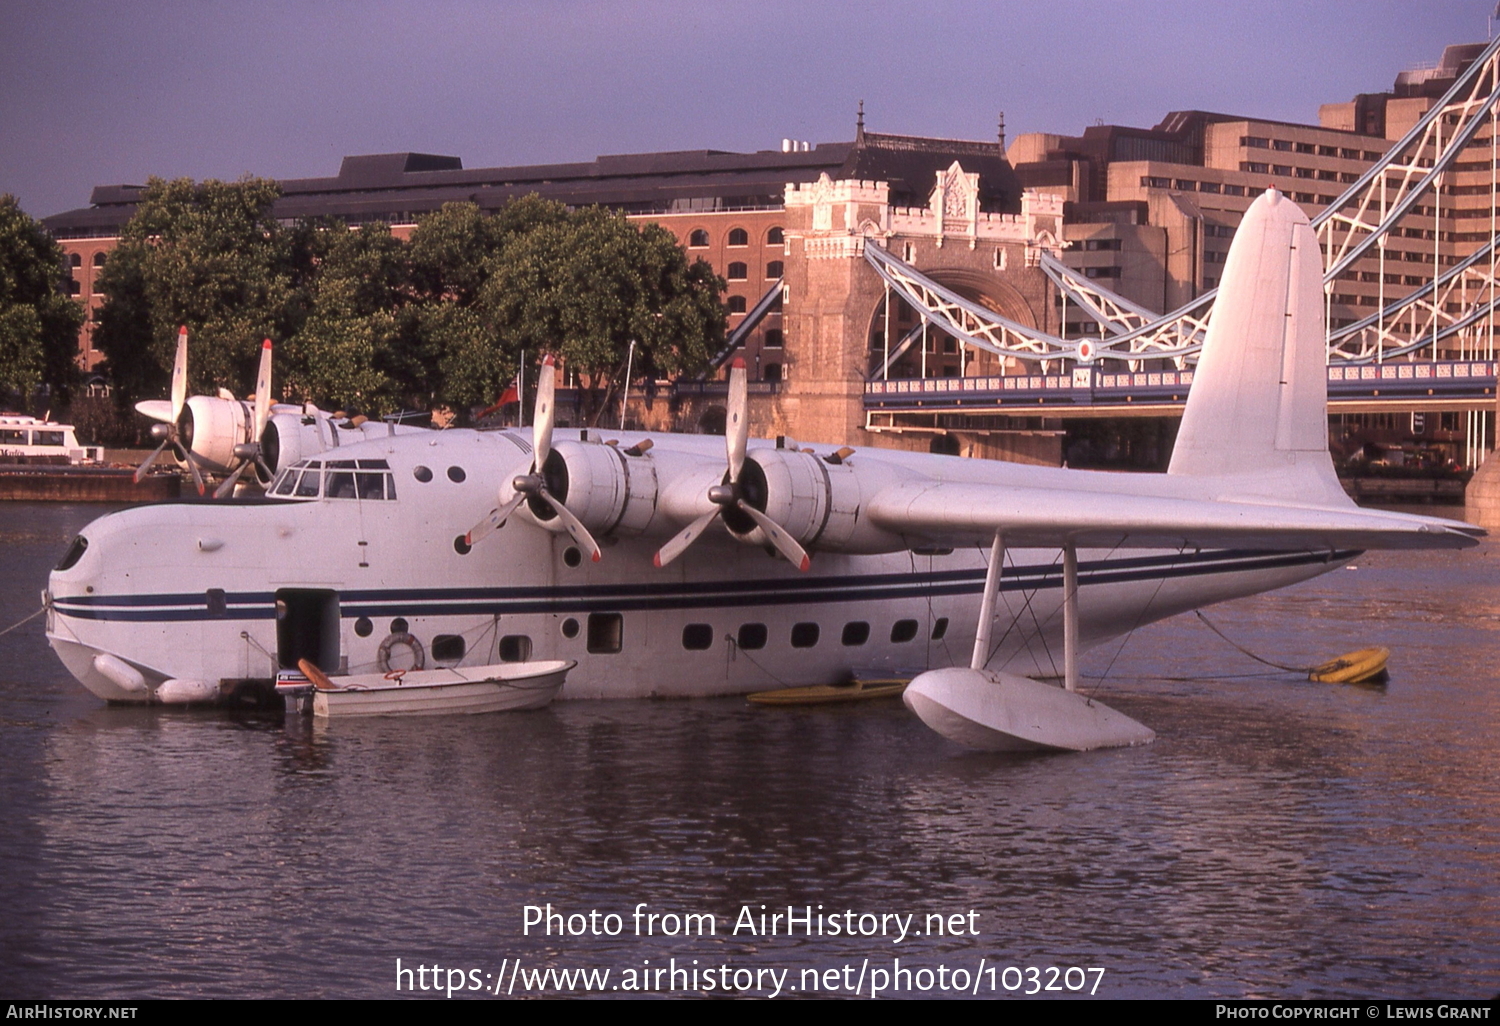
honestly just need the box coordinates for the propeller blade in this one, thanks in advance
[532,355,556,472]
[465,491,527,547]
[737,501,811,572]
[538,489,601,563]
[178,445,206,497]
[726,357,748,483]
[213,461,249,500]
[169,326,189,423]
[133,440,170,483]
[253,339,273,438]
[653,510,719,569]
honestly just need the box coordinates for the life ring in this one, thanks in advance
[377,632,426,672]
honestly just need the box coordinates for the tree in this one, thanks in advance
[0,195,85,403]
[482,207,725,423]
[282,220,405,412]
[93,177,295,403]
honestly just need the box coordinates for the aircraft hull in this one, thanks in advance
[44,432,1352,704]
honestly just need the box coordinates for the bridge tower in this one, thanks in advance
[773,159,1066,464]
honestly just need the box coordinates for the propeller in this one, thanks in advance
[134,327,206,496]
[653,359,810,572]
[465,356,602,561]
[213,339,276,499]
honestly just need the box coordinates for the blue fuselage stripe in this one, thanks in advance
[51,549,1353,623]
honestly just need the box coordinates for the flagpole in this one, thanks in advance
[519,349,525,429]
[620,340,635,431]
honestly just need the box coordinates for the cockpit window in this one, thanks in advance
[294,464,322,497]
[267,458,396,501]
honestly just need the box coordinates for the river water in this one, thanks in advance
[1,501,1497,1000]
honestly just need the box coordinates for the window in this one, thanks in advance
[1272,165,1292,176]
[1241,136,1269,149]
[1341,148,1359,159]
[1174,179,1197,191]
[92,252,106,267]
[765,260,783,278]
[1272,139,1292,151]
[790,622,819,648]
[890,619,919,643]
[763,363,782,383]
[587,613,623,654]
[447,466,466,483]
[738,623,767,650]
[499,635,533,662]
[728,295,747,314]
[69,253,81,267]
[1199,181,1220,194]
[841,622,870,646]
[727,228,748,247]
[1295,142,1315,154]
[1319,145,1339,157]
[931,617,949,640]
[682,624,714,650]
[432,635,465,662]
[1140,176,1170,189]
[766,227,784,245]
[206,589,227,618]
[354,617,373,637]
[689,229,709,247]
[1241,162,1268,175]
[764,329,783,348]
[1223,184,1245,196]
[726,262,747,280]
[413,465,433,483]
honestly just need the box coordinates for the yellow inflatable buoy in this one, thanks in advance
[748,677,910,706]
[1308,647,1390,685]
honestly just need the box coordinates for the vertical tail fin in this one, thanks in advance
[1168,189,1347,506]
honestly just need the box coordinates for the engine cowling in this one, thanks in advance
[180,395,254,474]
[513,439,722,539]
[725,448,918,555]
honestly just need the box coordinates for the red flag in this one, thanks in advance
[478,374,522,419]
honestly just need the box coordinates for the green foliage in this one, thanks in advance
[482,207,726,423]
[93,188,725,421]
[94,176,294,402]
[0,195,85,401]
[282,221,405,411]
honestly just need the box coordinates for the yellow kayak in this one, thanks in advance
[747,677,910,705]
[1308,647,1390,684]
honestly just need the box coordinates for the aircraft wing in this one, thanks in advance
[864,480,1484,552]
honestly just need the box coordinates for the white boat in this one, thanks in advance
[281,659,575,717]
[0,414,101,464]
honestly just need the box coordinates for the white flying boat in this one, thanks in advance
[48,190,1482,749]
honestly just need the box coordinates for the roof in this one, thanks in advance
[42,131,1020,237]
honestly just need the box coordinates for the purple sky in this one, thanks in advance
[1,0,1492,220]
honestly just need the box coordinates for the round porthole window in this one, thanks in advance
[447,466,466,483]
[454,535,472,555]
[354,616,373,638]
[561,618,580,639]
[413,466,433,483]
[563,547,581,568]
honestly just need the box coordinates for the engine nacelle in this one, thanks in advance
[514,439,720,539]
[178,395,254,474]
[260,408,416,484]
[727,448,919,555]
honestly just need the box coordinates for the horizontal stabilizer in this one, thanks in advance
[134,399,175,423]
